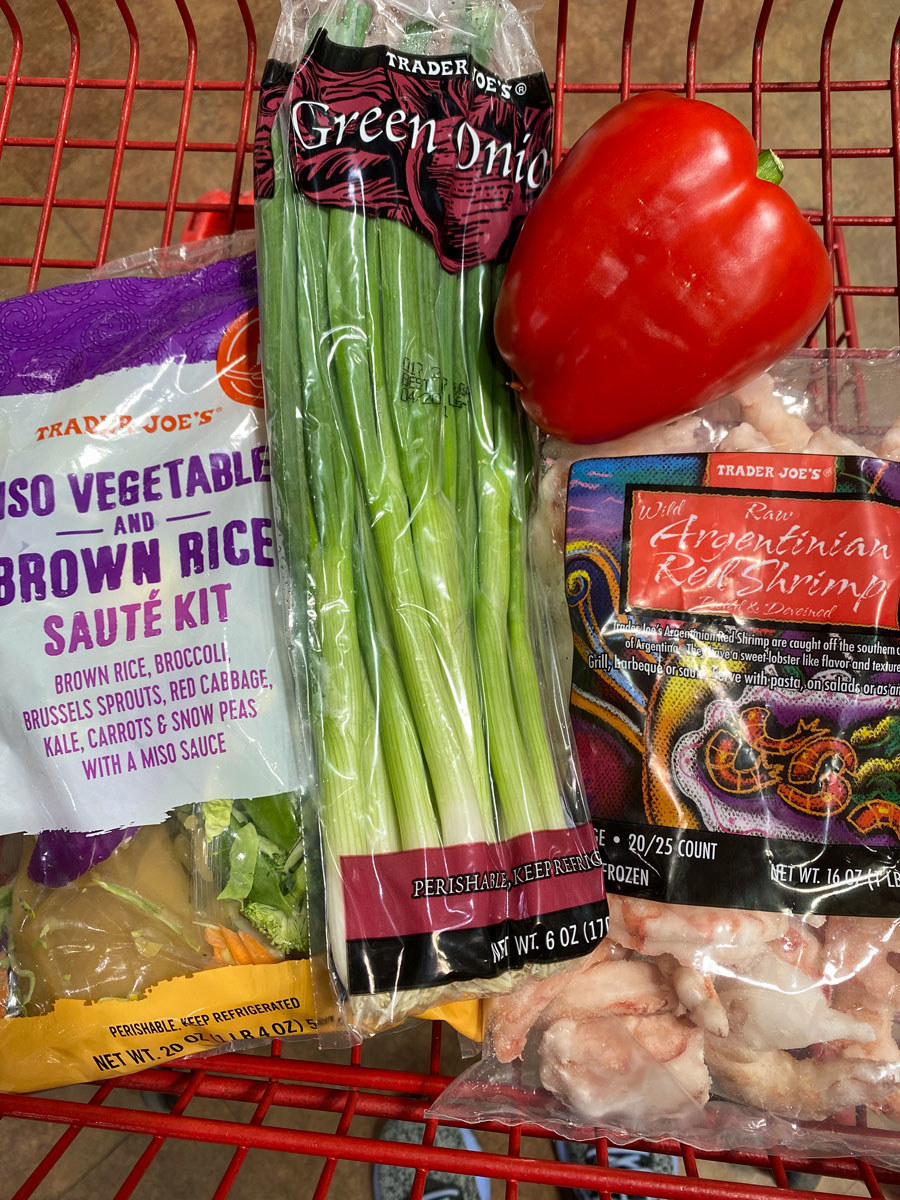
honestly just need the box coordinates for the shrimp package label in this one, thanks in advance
[0,252,302,836]
[567,452,900,916]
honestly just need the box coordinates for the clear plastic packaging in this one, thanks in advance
[254,0,607,1036]
[0,795,312,1093]
[0,235,314,1092]
[430,351,900,1164]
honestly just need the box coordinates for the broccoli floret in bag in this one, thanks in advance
[243,897,308,956]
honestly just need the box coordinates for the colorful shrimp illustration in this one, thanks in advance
[703,705,857,818]
[776,737,857,818]
[704,728,779,796]
[847,798,900,840]
[738,707,824,760]
[705,706,821,797]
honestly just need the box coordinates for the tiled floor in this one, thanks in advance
[1,0,900,1196]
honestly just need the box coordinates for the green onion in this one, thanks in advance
[324,121,487,844]
[503,360,564,830]
[260,0,571,1006]
[465,264,550,837]
[377,215,494,841]
[353,489,440,850]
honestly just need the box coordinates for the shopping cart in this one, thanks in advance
[1,1,900,1197]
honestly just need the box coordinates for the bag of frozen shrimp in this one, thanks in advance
[431,351,900,1163]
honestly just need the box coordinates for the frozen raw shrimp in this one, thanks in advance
[703,917,900,1119]
[717,422,772,452]
[824,918,900,1118]
[733,373,813,451]
[730,376,875,457]
[657,954,728,1037]
[486,939,627,1063]
[804,426,874,456]
[540,1014,710,1124]
[535,958,680,1030]
[768,917,825,978]
[704,1029,900,1122]
[608,893,788,969]
[879,417,900,461]
[543,412,705,470]
[825,916,900,1008]
[831,979,900,1095]
[715,946,874,1052]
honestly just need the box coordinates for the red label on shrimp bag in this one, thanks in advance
[623,487,900,630]
[280,32,553,272]
[565,453,900,919]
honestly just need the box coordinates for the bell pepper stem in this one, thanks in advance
[756,149,785,185]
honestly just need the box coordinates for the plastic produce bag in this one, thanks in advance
[430,351,900,1163]
[254,0,607,1037]
[0,236,317,1092]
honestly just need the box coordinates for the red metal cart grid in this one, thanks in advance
[1,0,900,1196]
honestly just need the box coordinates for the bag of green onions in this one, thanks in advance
[254,0,608,1034]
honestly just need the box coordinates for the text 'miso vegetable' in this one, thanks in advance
[255,0,607,1029]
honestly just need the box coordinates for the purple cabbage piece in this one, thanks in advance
[28,827,138,888]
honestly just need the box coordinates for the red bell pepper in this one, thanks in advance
[494,91,833,444]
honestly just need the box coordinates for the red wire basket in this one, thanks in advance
[1,2,900,1197]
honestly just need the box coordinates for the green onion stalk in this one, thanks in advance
[254,85,312,961]
[261,0,572,1025]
